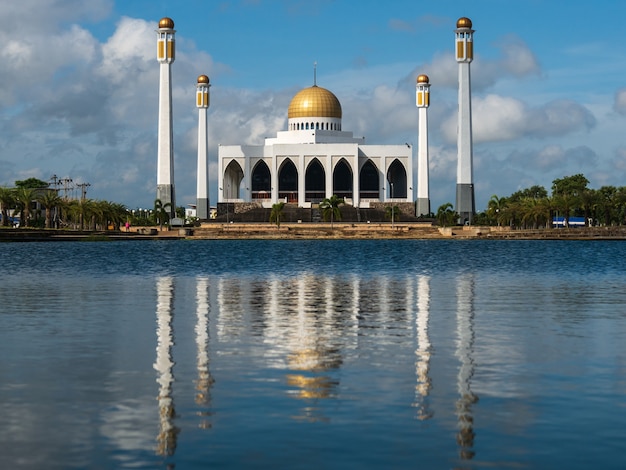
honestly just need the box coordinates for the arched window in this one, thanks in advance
[305,158,325,202]
[359,160,379,200]
[224,160,244,200]
[333,158,353,200]
[387,159,407,198]
[278,159,298,202]
[251,161,271,199]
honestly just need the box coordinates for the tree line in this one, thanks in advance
[0,178,129,230]
[436,173,626,228]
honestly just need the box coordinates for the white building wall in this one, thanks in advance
[218,134,412,208]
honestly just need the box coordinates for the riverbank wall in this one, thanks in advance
[3,224,626,241]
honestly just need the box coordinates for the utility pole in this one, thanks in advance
[77,182,91,201]
[60,178,73,200]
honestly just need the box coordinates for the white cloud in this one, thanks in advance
[440,94,595,144]
[613,88,626,115]
[98,17,154,83]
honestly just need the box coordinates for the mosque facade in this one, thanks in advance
[217,84,413,210]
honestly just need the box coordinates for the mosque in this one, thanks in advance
[217,78,414,216]
[156,17,476,223]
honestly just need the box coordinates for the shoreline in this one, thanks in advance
[2,223,626,241]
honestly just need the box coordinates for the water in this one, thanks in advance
[1,239,625,469]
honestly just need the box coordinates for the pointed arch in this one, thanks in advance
[305,158,325,202]
[278,159,298,203]
[387,159,407,199]
[359,159,380,200]
[333,158,352,200]
[224,160,244,200]
[251,160,271,200]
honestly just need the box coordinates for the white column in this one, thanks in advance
[271,155,278,204]
[196,75,210,219]
[156,18,176,219]
[326,154,333,199]
[416,75,431,216]
[455,17,475,224]
[298,154,305,206]
[352,152,360,208]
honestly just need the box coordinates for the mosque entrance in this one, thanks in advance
[305,158,325,203]
[359,160,380,200]
[251,161,271,201]
[387,159,407,199]
[223,160,243,200]
[333,158,353,201]
[278,159,298,203]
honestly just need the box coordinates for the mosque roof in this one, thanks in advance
[287,85,342,119]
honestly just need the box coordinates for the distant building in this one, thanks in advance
[552,216,586,227]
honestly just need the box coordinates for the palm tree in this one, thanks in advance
[487,195,507,226]
[0,187,15,227]
[319,195,343,228]
[13,187,36,227]
[37,190,63,229]
[92,200,127,231]
[66,199,94,230]
[385,205,400,223]
[154,199,171,231]
[436,203,457,227]
[596,186,617,226]
[269,202,285,228]
[110,202,129,231]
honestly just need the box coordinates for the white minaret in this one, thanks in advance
[156,17,176,219]
[455,17,475,224]
[196,75,210,220]
[416,74,431,217]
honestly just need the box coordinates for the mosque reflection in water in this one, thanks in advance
[152,272,477,460]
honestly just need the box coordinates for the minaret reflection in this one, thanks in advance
[195,276,214,429]
[216,277,243,339]
[414,275,433,420]
[154,276,179,457]
[455,274,478,460]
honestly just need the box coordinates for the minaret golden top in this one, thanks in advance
[456,17,472,29]
[197,75,210,84]
[417,74,430,84]
[158,17,174,29]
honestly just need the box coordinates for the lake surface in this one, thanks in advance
[1,239,625,469]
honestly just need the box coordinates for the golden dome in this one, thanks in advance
[417,74,429,84]
[158,17,174,29]
[288,85,342,119]
[197,74,210,84]
[456,17,472,29]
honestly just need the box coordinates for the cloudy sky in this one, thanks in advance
[2,0,626,211]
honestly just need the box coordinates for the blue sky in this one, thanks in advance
[2,0,626,212]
